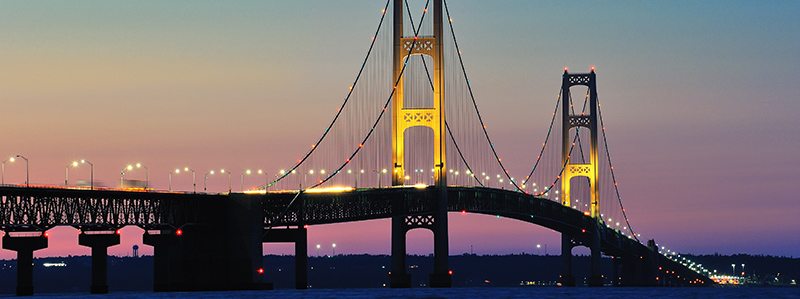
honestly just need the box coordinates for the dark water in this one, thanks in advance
[4,287,800,299]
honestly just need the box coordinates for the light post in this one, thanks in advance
[537,244,541,255]
[16,155,29,187]
[1,157,14,185]
[304,169,313,189]
[220,169,231,193]
[67,160,93,190]
[258,170,267,191]
[169,169,177,191]
[181,167,196,193]
[139,163,149,189]
[121,163,148,189]
[279,170,286,190]
[204,170,215,192]
[732,264,736,275]
[741,263,745,277]
[332,243,336,256]
[375,169,387,188]
[316,244,321,257]
[241,169,251,191]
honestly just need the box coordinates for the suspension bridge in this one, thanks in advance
[0,0,714,295]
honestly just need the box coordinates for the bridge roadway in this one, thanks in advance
[0,185,712,295]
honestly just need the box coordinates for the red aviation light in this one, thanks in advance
[176,229,183,236]
[461,210,466,215]
[257,268,264,274]
[116,230,122,235]
[448,270,453,275]
[590,66,595,71]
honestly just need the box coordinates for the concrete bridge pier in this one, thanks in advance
[429,206,451,288]
[142,231,179,291]
[262,226,307,289]
[587,224,604,287]
[560,234,576,287]
[611,257,622,286]
[390,191,451,288]
[389,215,411,288]
[2,234,48,296]
[78,231,121,294]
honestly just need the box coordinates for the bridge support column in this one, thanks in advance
[294,226,308,290]
[612,257,621,286]
[429,190,451,288]
[560,234,575,287]
[143,231,179,292]
[587,224,603,287]
[2,234,48,296]
[262,227,307,289]
[78,232,121,294]
[389,216,411,288]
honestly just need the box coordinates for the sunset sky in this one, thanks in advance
[2,0,799,261]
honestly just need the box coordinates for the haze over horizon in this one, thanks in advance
[1,1,798,260]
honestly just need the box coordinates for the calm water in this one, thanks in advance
[4,287,800,298]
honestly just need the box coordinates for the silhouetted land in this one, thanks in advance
[0,253,797,293]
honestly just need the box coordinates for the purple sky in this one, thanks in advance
[1,1,799,262]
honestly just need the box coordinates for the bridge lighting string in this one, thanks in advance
[266,0,393,189]
[306,0,433,189]
[596,96,638,241]
[531,102,592,198]
[443,0,522,190]
[444,0,586,193]
[402,0,485,187]
[520,89,563,194]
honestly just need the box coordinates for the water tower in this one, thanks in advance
[132,244,139,258]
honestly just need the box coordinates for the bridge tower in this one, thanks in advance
[559,68,603,287]
[390,0,450,288]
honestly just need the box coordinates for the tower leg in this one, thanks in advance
[612,257,621,286]
[588,230,603,287]
[294,226,307,290]
[143,231,179,292]
[3,235,48,296]
[560,234,575,287]
[79,232,121,294]
[429,197,450,288]
[389,215,410,288]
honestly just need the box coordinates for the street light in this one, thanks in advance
[121,163,148,189]
[316,244,321,257]
[241,169,251,191]
[67,159,93,190]
[16,155,29,187]
[169,169,177,191]
[731,264,736,275]
[278,170,286,190]
[257,170,268,191]
[332,243,336,256]
[741,263,745,277]
[177,167,197,193]
[2,157,15,185]
[204,170,215,192]
[220,169,231,193]
[375,168,387,188]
